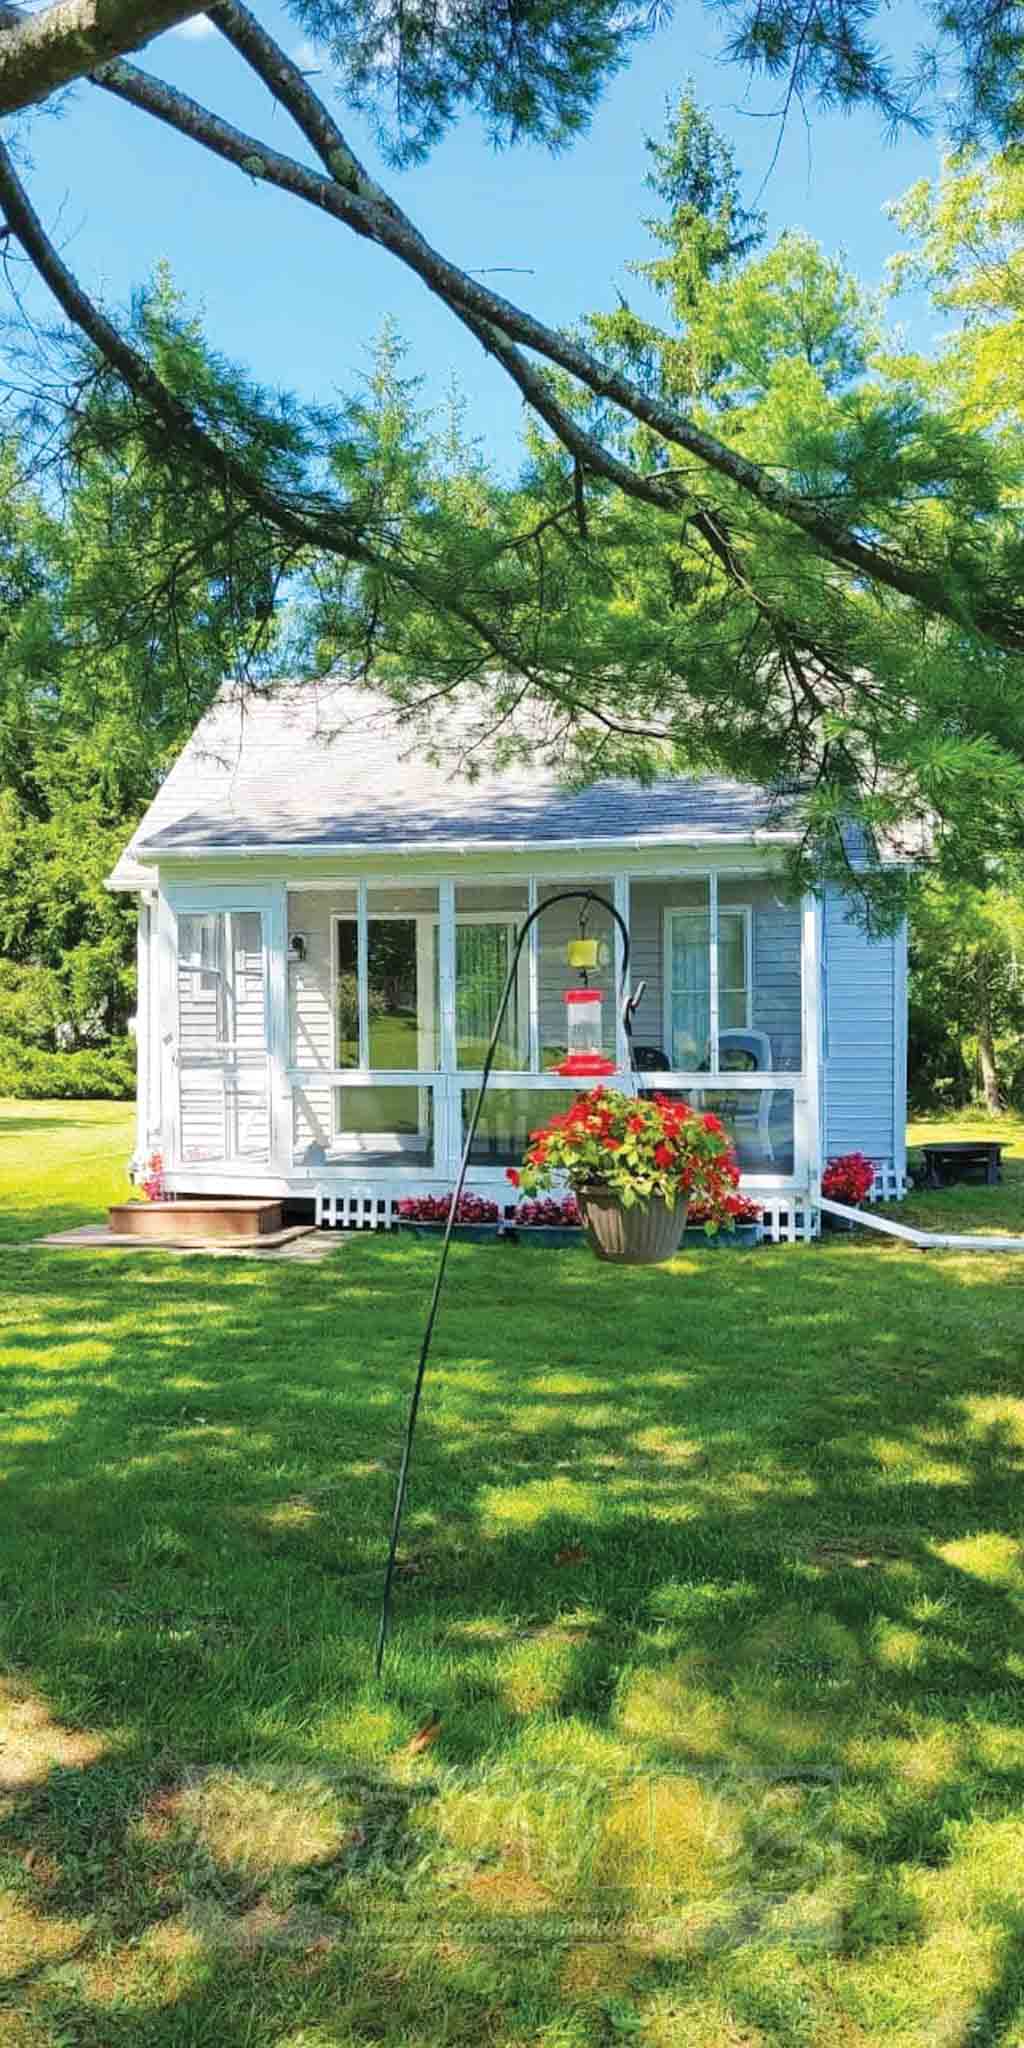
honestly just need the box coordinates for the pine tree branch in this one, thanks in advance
[0,0,203,115]
[87,20,1024,652]
[0,132,559,692]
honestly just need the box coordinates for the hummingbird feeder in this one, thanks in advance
[554,989,616,1077]
[554,909,616,1077]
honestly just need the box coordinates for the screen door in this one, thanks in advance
[175,909,270,1164]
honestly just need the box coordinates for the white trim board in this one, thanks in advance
[820,1197,1024,1253]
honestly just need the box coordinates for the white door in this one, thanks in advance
[174,908,271,1165]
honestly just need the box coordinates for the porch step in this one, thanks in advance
[109,1200,284,1241]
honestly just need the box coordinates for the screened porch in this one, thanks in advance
[271,870,816,1193]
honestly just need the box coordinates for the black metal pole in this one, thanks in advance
[374,891,632,1679]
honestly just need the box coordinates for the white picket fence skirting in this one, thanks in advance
[314,1156,907,1246]
[867,1162,907,1202]
[316,1187,396,1231]
[757,1198,819,1244]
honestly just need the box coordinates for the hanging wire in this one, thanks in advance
[374,890,633,1679]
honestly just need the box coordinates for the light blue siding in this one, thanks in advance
[822,887,906,1168]
[752,903,802,1072]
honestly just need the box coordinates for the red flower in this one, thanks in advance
[627,1114,646,1133]
[653,1142,675,1168]
[822,1152,875,1203]
[506,1168,521,1186]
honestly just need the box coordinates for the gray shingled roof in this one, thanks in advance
[109,680,799,889]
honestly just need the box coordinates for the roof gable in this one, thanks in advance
[109,680,798,888]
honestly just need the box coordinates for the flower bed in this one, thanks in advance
[683,1193,762,1248]
[395,1175,764,1252]
[499,1195,582,1248]
[395,1193,585,1247]
[395,1193,501,1242]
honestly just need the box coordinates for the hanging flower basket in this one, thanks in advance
[579,1184,688,1264]
[506,1086,741,1269]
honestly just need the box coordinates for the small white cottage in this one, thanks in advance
[109,680,908,1241]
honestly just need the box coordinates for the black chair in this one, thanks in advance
[631,1044,672,1074]
[630,1045,686,1102]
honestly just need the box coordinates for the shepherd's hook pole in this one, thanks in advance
[374,891,632,1679]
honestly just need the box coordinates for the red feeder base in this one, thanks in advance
[552,1053,617,1077]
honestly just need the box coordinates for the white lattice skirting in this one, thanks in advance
[867,1162,908,1201]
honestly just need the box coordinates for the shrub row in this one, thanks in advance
[0,1038,136,1100]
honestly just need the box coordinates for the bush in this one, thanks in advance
[0,1037,136,1100]
[821,1152,876,1203]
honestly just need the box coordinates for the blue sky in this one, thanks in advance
[11,0,945,470]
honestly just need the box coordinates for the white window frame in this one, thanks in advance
[331,904,433,1075]
[331,904,531,1075]
[662,902,752,1069]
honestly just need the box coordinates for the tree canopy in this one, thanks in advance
[0,285,286,1089]
[1,1,1024,914]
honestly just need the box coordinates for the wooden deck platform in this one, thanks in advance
[109,1200,283,1240]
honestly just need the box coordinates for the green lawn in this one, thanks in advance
[0,1099,134,1245]
[3,1103,1024,2046]
[896,1114,1024,1234]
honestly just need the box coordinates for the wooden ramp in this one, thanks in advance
[821,1197,1024,1254]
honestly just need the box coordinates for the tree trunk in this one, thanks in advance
[976,956,1003,1114]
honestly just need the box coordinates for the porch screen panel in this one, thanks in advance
[461,1087,579,1167]
[335,917,360,1068]
[292,888,355,1156]
[368,887,439,1072]
[331,1085,434,1167]
[720,876,803,1073]
[537,882,616,1065]
[668,911,712,1069]
[676,1086,795,1176]
[452,883,529,1070]
[333,888,439,1070]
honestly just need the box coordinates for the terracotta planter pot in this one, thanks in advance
[578,1186,688,1266]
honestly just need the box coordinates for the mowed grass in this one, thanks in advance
[893,1114,1024,1235]
[2,1106,1024,2045]
[0,1099,134,1245]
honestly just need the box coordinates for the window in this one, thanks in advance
[435,917,529,1071]
[665,906,751,1068]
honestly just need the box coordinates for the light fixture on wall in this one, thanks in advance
[287,933,307,966]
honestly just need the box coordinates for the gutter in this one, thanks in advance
[108,825,801,884]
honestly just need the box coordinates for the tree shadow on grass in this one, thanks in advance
[2,1236,1024,2042]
